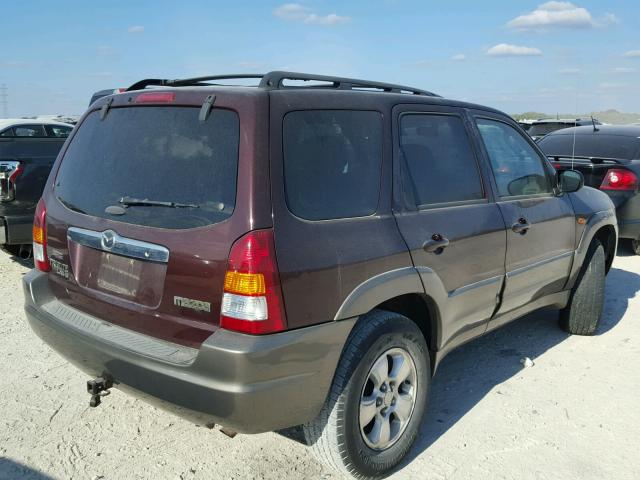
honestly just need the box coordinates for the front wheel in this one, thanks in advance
[303,310,430,479]
[560,240,606,335]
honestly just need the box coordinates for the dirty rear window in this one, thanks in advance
[55,107,239,229]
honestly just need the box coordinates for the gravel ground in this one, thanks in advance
[1,244,639,480]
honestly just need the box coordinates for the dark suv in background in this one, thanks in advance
[1,119,73,252]
[23,72,617,479]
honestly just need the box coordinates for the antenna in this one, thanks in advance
[0,84,7,118]
[570,92,578,171]
[591,115,599,132]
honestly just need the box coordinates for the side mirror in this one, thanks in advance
[558,169,584,193]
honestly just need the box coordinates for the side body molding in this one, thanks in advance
[334,267,427,320]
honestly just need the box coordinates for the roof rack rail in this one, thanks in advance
[126,74,264,92]
[126,71,439,96]
[258,71,438,96]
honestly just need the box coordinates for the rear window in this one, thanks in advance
[529,122,573,137]
[539,134,640,161]
[283,110,382,221]
[55,106,239,229]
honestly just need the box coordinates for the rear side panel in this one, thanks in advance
[42,89,270,348]
[269,91,416,328]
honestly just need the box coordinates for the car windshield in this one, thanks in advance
[55,106,239,229]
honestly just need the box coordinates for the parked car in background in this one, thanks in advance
[89,88,125,105]
[539,124,640,254]
[27,114,80,125]
[0,119,73,252]
[518,120,533,132]
[23,71,617,479]
[528,118,600,141]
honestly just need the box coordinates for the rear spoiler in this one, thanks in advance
[546,155,624,165]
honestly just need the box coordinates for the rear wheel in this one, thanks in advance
[560,240,605,335]
[303,310,430,479]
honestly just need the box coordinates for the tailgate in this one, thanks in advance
[41,90,270,348]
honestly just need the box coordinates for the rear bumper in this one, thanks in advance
[23,270,355,433]
[0,213,33,245]
[609,191,640,240]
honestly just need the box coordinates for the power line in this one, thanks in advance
[0,84,7,118]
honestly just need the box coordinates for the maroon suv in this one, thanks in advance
[23,72,617,478]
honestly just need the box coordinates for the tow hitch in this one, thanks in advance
[86,377,113,407]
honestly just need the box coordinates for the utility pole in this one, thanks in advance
[0,84,7,118]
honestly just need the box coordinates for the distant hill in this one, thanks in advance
[512,109,640,125]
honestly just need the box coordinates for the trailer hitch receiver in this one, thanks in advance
[86,377,113,407]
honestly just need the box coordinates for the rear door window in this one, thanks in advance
[55,107,239,229]
[283,110,382,220]
[399,113,484,207]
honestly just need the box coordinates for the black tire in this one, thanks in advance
[560,240,606,335]
[303,310,430,479]
[632,239,640,256]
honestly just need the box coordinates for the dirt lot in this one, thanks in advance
[1,244,639,480]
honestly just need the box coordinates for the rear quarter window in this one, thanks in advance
[282,110,383,221]
[55,106,239,229]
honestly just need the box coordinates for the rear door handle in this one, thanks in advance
[512,218,531,235]
[423,234,450,254]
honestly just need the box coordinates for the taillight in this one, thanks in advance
[220,229,287,334]
[135,92,176,104]
[600,169,639,191]
[33,199,50,272]
[0,161,23,201]
[8,164,23,183]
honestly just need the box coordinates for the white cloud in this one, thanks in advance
[623,50,640,57]
[127,25,144,33]
[486,43,543,57]
[559,67,581,74]
[451,54,466,61]
[614,67,637,73]
[274,3,349,25]
[414,60,431,67]
[507,2,617,31]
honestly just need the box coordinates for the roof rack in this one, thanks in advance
[126,71,439,96]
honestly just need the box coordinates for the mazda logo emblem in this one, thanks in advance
[101,230,117,250]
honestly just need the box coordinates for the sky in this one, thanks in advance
[1,0,639,117]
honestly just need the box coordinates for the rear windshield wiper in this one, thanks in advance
[119,196,200,209]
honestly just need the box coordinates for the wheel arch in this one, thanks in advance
[374,293,439,367]
[334,267,441,370]
[593,224,616,273]
[567,210,617,290]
